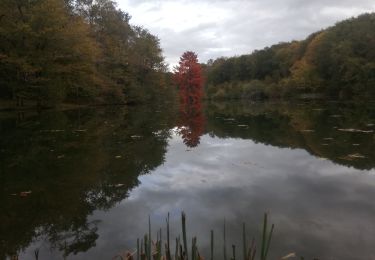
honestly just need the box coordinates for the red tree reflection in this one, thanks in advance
[174,51,205,147]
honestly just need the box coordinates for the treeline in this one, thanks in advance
[204,13,375,100]
[0,0,174,107]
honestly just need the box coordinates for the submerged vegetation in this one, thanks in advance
[115,212,274,260]
[204,13,375,100]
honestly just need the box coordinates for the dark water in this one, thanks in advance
[1,101,375,260]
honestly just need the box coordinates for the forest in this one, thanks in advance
[204,13,375,100]
[1,2,374,107]
[0,0,174,107]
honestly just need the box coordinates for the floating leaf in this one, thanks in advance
[337,128,373,133]
[281,252,296,259]
[20,191,32,197]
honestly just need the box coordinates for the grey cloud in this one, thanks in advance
[20,133,375,259]
[89,1,375,66]
[56,135,375,259]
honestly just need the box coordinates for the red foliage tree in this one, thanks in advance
[174,51,205,147]
[174,51,204,105]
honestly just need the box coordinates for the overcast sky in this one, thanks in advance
[117,0,375,68]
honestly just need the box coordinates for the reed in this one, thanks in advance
[210,230,214,260]
[126,212,274,260]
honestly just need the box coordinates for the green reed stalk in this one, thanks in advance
[264,223,274,260]
[34,249,39,260]
[232,244,236,260]
[175,236,180,260]
[242,223,247,260]
[181,212,188,260]
[144,234,149,260]
[260,213,274,260]
[260,213,267,260]
[167,213,171,260]
[210,230,214,260]
[149,216,152,260]
[191,237,197,260]
[137,238,140,260]
[224,219,227,260]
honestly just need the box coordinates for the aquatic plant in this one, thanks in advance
[118,212,274,260]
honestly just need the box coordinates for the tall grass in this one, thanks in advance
[114,212,274,260]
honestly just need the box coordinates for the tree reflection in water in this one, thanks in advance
[177,101,205,148]
[0,104,176,258]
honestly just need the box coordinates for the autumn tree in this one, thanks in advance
[174,51,205,147]
[204,13,375,100]
[0,0,169,106]
[174,51,204,105]
[0,0,101,105]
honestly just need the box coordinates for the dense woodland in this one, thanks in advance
[1,2,374,107]
[204,13,375,100]
[0,0,174,107]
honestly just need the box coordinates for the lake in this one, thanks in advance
[1,100,375,260]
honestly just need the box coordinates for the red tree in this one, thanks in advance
[174,51,205,147]
[174,51,204,105]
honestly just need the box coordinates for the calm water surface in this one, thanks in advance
[1,101,375,259]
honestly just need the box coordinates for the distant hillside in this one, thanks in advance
[204,13,375,100]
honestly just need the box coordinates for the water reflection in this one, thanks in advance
[176,74,205,148]
[206,101,375,170]
[1,100,375,259]
[177,101,205,148]
[0,104,177,258]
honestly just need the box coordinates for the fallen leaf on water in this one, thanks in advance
[339,153,366,161]
[337,128,373,133]
[115,155,122,159]
[20,191,32,197]
[348,153,366,159]
[301,129,314,132]
[40,129,65,133]
[281,252,296,259]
